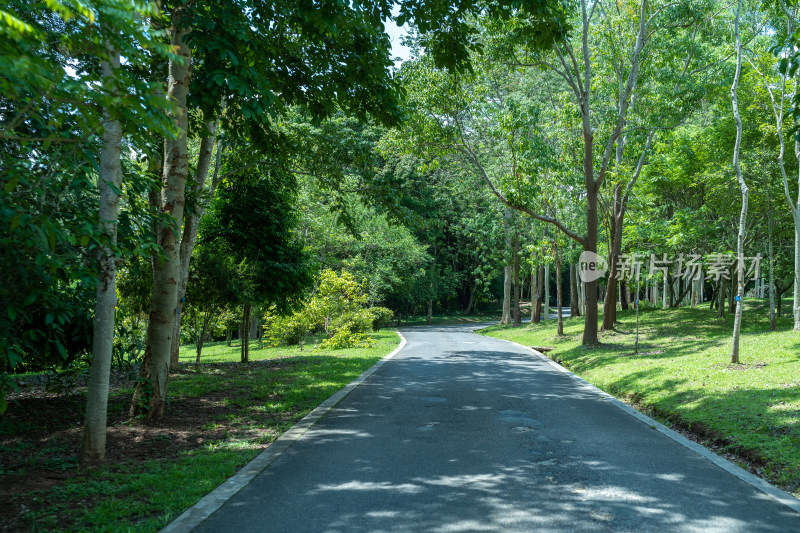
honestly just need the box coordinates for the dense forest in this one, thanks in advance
[3,0,800,473]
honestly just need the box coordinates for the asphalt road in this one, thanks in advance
[194,324,800,532]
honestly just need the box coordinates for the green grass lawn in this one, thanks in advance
[177,332,334,364]
[480,299,800,497]
[387,310,501,328]
[1,330,400,532]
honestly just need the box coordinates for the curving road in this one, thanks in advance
[193,324,800,532]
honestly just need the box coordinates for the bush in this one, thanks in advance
[265,271,388,350]
[368,306,395,330]
[345,308,374,334]
[264,313,313,347]
[319,329,375,350]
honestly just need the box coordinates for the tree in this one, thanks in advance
[184,241,242,363]
[751,0,800,330]
[0,0,174,458]
[194,166,311,363]
[392,0,713,344]
[132,0,404,419]
[81,32,124,465]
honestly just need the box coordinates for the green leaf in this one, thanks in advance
[7,349,23,367]
[4,173,21,193]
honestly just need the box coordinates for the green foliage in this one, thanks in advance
[368,306,395,330]
[264,312,314,347]
[319,329,375,350]
[0,0,175,378]
[43,356,91,396]
[395,0,570,72]
[374,155,507,312]
[304,269,372,337]
[187,0,404,139]
[200,166,312,310]
[266,270,379,350]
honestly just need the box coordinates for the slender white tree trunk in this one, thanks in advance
[792,151,800,329]
[769,203,777,331]
[81,44,122,464]
[556,249,563,335]
[731,0,747,363]
[512,232,521,326]
[131,18,192,420]
[501,266,512,325]
[543,264,550,319]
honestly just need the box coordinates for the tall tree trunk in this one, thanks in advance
[241,304,251,363]
[426,299,432,326]
[603,185,623,330]
[620,280,629,310]
[769,198,777,331]
[513,232,521,326]
[464,279,477,314]
[556,247,564,335]
[195,313,212,365]
[81,43,122,464]
[794,198,800,330]
[710,282,717,310]
[531,269,537,322]
[170,121,220,370]
[730,0,747,363]
[760,4,800,330]
[501,266,512,325]
[543,264,550,320]
[533,265,544,323]
[131,17,192,420]
[718,277,726,318]
[583,186,599,344]
[570,264,579,316]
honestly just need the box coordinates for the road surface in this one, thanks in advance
[193,324,800,532]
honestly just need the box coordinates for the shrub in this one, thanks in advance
[319,329,375,350]
[266,270,387,350]
[264,312,313,347]
[368,307,395,330]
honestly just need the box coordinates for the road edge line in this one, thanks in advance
[491,335,800,516]
[159,331,408,533]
